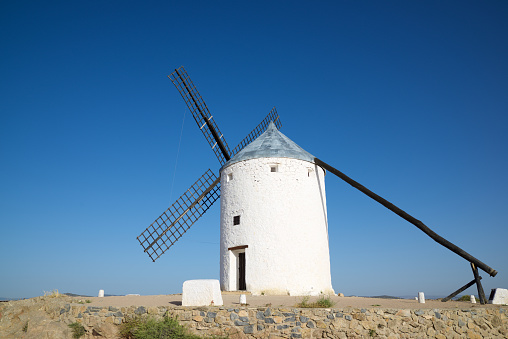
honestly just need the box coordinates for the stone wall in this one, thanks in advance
[1,297,507,338]
[65,304,508,338]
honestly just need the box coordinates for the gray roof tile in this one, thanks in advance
[222,122,315,169]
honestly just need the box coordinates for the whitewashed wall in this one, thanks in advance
[220,157,335,296]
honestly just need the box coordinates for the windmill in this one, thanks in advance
[138,66,498,300]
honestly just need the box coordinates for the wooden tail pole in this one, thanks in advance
[314,158,498,277]
[442,276,482,302]
[471,262,487,304]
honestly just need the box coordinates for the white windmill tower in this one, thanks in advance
[220,122,334,296]
[138,66,498,302]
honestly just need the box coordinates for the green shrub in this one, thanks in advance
[68,322,85,338]
[296,296,311,308]
[457,295,475,302]
[119,314,227,339]
[296,295,335,308]
[316,295,335,308]
[119,317,143,339]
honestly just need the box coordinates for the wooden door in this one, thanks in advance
[238,252,246,291]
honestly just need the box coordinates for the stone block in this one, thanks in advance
[395,310,411,318]
[488,288,508,305]
[273,316,283,323]
[243,324,254,334]
[215,315,226,324]
[316,320,327,328]
[239,294,247,305]
[418,292,425,303]
[134,306,146,315]
[182,280,223,306]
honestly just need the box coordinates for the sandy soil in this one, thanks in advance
[79,294,499,309]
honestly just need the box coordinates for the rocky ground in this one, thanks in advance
[0,296,116,339]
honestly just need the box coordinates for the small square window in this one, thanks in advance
[227,173,233,182]
[233,215,240,225]
[270,165,278,172]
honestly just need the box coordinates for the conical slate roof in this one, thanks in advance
[223,122,315,169]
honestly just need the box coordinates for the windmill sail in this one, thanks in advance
[140,67,284,262]
[137,169,220,262]
[230,107,282,157]
[169,66,231,165]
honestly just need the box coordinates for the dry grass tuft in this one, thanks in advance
[43,289,62,298]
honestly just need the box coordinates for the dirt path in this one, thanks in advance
[80,294,498,309]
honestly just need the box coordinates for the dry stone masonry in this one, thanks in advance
[1,296,507,338]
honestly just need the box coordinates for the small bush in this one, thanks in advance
[296,296,311,308]
[119,317,144,339]
[119,314,227,339]
[316,295,335,308]
[137,316,196,339]
[68,322,85,338]
[74,299,88,304]
[297,295,335,308]
[22,322,28,332]
[457,295,476,302]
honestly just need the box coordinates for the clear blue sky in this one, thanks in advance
[1,1,507,299]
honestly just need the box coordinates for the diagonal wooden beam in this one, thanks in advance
[314,157,498,277]
[442,277,481,302]
[471,262,487,304]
